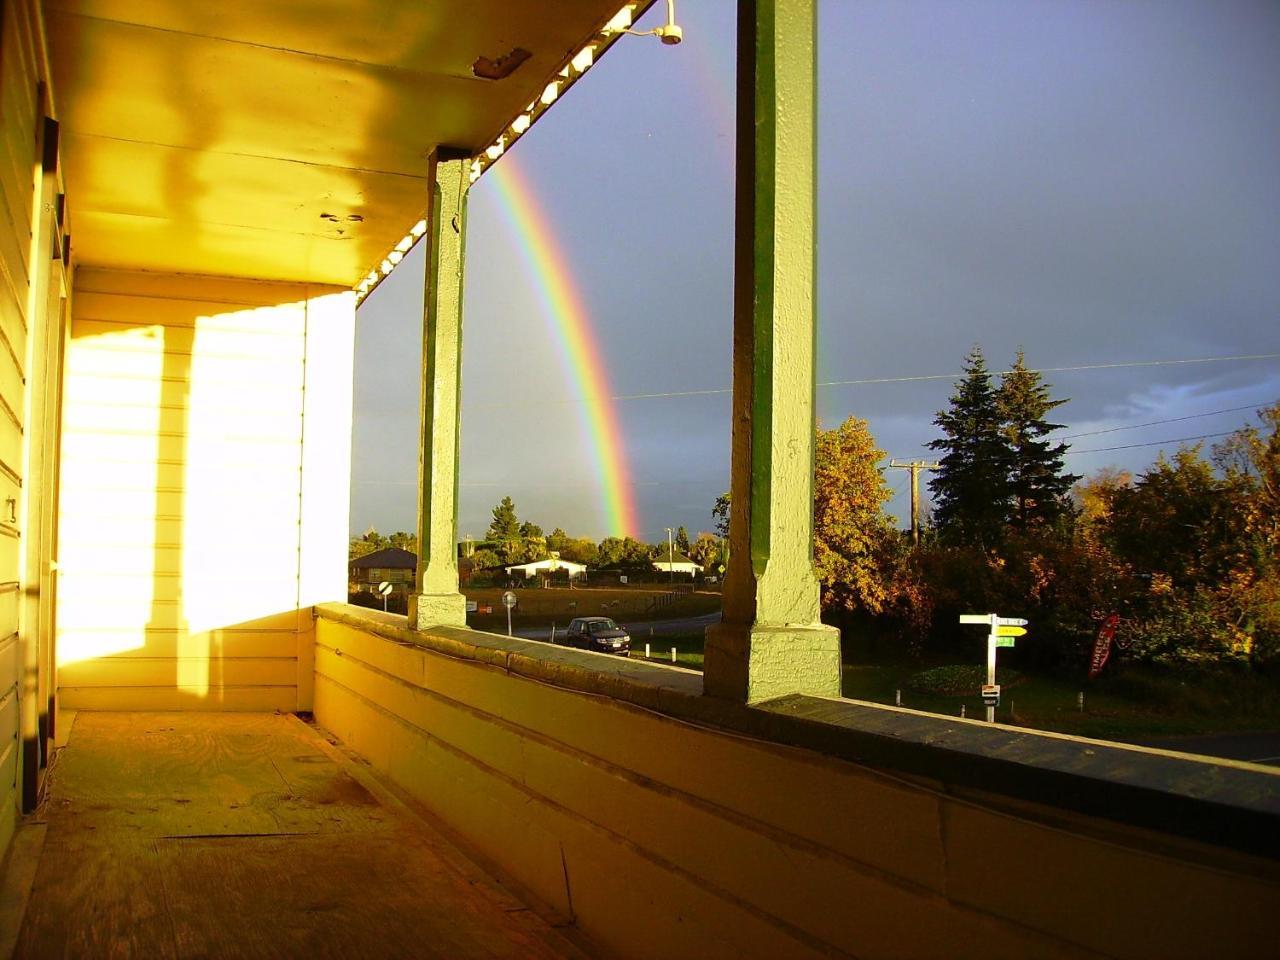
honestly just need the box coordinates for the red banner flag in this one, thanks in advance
[1089,613,1120,679]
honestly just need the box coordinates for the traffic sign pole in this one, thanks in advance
[960,611,1028,723]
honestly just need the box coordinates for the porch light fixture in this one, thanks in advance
[354,2,680,303]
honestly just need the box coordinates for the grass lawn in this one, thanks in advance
[463,586,721,633]
[613,628,1280,741]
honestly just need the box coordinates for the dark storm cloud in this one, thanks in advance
[352,0,1279,539]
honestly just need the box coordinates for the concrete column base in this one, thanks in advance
[408,592,467,631]
[703,621,842,703]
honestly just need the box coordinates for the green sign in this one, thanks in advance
[995,637,1017,648]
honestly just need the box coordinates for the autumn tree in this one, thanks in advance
[812,416,900,615]
[928,347,1014,549]
[997,351,1078,528]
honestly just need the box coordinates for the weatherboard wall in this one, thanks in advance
[56,268,354,711]
[0,0,56,861]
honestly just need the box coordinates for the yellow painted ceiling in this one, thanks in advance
[47,0,641,286]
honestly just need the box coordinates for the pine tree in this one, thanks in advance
[486,496,520,541]
[675,526,691,554]
[928,347,1013,548]
[996,351,1078,528]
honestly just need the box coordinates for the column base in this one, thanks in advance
[704,621,842,703]
[408,592,468,631]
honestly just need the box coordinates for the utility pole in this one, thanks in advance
[665,527,675,583]
[889,460,940,544]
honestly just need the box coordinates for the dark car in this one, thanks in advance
[562,617,631,656]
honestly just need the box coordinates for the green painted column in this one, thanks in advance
[704,0,841,702]
[409,150,470,630]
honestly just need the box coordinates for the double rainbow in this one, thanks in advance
[487,157,640,539]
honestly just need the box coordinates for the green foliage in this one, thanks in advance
[487,496,520,541]
[905,664,1024,697]
[349,528,416,560]
[675,525,691,554]
[997,351,1078,528]
[928,348,1014,549]
[688,532,724,572]
[712,492,731,538]
[596,536,657,569]
[467,549,502,570]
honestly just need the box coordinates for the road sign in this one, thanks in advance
[981,683,1001,706]
[995,617,1027,627]
[995,637,1017,648]
[959,614,992,625]
[377,581,393,597]
[501,591,517,609]
[465,600,478,614]
[996,625,1027,637]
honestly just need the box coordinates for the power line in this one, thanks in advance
[1065,431,1234,456]
[468,351,1279,410]
[1058,401,1270,440]
[818,352,1280,390]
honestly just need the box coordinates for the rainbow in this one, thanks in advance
[486,156,640,539]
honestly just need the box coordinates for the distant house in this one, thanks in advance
[504,556,588,580]
[652,552,703,577]
[350,547,417,595]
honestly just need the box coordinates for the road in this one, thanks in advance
[513,610,720,641]
[1122,731,1280,767]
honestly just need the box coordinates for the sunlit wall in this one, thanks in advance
[56,269,354,710]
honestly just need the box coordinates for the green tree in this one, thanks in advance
[675,526,690,554]
[487,496,520,541]
[688,532,723,571]
[996,351,1078,529]
[928,347,1013,548]
[519,521,543,540]
[712,492,731,538]
[546,527,569,554]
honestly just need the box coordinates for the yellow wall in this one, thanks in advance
[0,0,56,857]
[57,268,354,711]
[314,611,1279,960]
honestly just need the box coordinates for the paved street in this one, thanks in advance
[1124,731,1280,767]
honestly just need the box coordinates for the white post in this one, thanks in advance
[671,647,677,663]
[895,689,902,707]
[506,604,512,638]
[645,642,651,658]
[986,613,998,723]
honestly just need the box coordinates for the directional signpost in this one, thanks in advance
[959,613,1029,722]
[502,590,518,637]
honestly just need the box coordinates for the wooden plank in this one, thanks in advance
[55,627,300,660]
[72,295,309,335]
[73,268,340,307]
[13,711,584,958]
[57,686,298,712]
[0,633,17,698]
[59,657,298,689]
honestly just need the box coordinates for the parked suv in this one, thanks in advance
[562,617,631,656]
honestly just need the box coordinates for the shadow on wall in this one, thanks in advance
[55,270,353,710]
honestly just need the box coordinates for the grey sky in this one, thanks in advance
[351,0,1280,542]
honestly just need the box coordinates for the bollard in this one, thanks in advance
[895,689,902,707]
[1078,691,1085,712]
[960,705,966,719]
[671,647,677,663]
[645,642,650,659]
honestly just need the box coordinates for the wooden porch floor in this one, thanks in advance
[13,712,589,959]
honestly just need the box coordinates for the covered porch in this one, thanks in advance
[0,0,1276,957]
